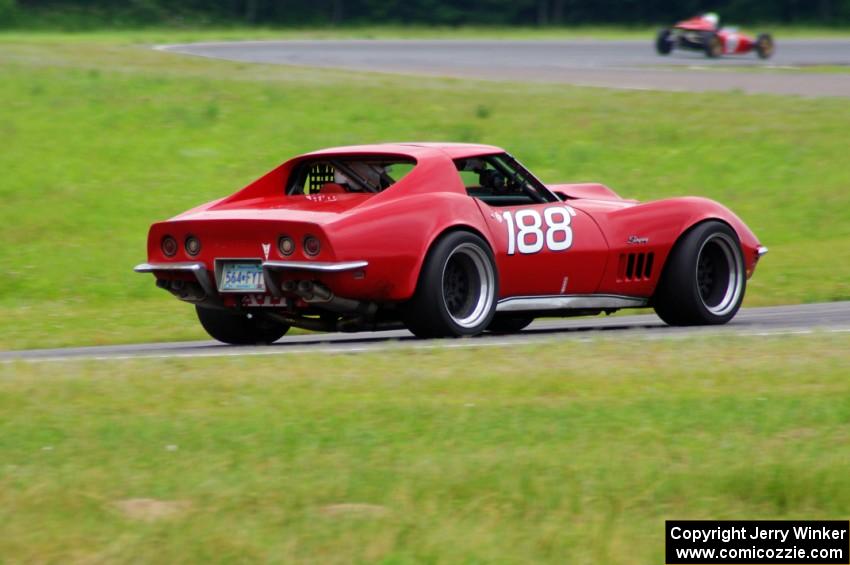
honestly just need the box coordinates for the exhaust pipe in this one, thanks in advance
[296,280,315,299]
[159,279,207,303]
[267,312,336,332]
[290,280,375,315]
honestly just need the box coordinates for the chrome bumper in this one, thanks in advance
[135,260,368,298]
[757,246,769,257]
[262,260,368,273]
[134,262,216,297]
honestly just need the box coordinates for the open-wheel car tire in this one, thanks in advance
[755,33,775,59]
[653,221,746,326]
[703,32,723,58]
[655,28,673,55]
[196,305,290,345]
[404,231,498,338]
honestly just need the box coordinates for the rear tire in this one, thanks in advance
[653,221,746,326]
[755,33,774,59]
[404,231,498,338]
[703,32,723,58]
[196,305,290,345]
[655,28,673,55]
[487,315,534,334]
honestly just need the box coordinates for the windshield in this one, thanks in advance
[286,157,415,195]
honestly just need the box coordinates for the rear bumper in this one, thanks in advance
[134,261,216,297]
[135,260,369,300]
[262,260,368,273]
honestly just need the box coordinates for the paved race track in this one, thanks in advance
[159,39,850,96]
[3,302,849,363]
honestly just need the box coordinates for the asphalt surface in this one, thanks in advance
[158,39,850,96]
[3,302,849,363]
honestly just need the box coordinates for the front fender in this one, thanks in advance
[590,196,763,295]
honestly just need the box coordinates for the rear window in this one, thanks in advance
[286,157,415,195]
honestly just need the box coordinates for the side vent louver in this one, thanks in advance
[618,252,655,282]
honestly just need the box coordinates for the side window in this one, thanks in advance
[455,156,536,207]
[386,163,414,183]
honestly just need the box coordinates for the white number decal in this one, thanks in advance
[515,209,544,254]
[502,206,577,255]
[503,208,515,256]
[544,206,574,251]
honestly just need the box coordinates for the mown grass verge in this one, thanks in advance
[1,334,848,562]
[0,32,848,349]
[1,25,849,44]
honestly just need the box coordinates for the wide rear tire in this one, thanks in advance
[404,231,498,338]
[755,33,774,59]
[196,305,290,345]
[653,221,746,326]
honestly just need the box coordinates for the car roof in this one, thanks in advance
[302,142,505,160]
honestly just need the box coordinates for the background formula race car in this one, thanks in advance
[656,13,774,59]
[136,143,767,344]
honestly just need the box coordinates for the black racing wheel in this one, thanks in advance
[755,33,775,59]
[703,32,723,58]
[404,231,498,338]
[196,305,290,344]
[656,28,673,55]
[653,221,746,326]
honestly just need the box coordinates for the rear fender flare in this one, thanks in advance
[404,224,495,300]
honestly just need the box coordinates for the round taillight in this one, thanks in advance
[303,235,321,257]
[278,236,295,256]
[161,235,178,257]
[185,235,201,256]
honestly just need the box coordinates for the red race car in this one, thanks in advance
[136,143,767,343]
[656,12,774,59]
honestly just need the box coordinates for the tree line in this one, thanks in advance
[3,0,850,27]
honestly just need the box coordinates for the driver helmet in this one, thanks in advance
[334,163,385,190]
[703,12,719,28]
[333,169,350,185]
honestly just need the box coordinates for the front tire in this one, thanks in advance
[704,32,723,58]
[196,305,290,345]
[655,28,673,55]
[653,221,746,326]
[404,231,498,338]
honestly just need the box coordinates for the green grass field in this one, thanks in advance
[0,31,849,350]
[2,24,849,43]
[2,334,848,562]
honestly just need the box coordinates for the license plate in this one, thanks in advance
[219,262,265,292]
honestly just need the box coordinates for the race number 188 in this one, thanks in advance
[502,206,577,255]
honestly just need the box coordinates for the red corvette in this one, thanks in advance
[656,13,774,59]
[135,143,767,344]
